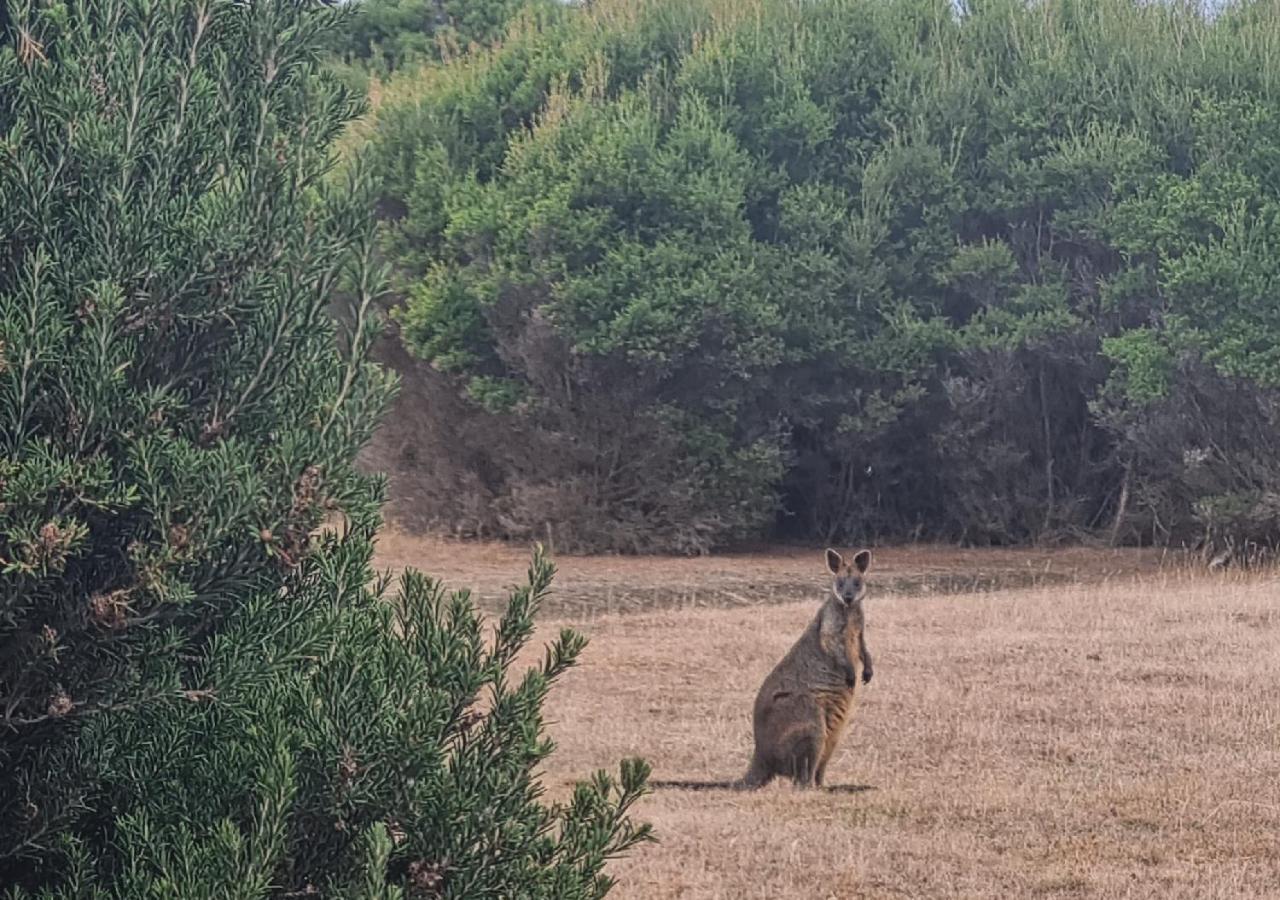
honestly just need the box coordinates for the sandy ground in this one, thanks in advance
[375,529,1280,898]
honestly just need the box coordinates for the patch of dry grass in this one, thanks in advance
[525,571,1280,899]
[371,525,1170,616]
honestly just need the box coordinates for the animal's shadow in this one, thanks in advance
[647,779,875,794]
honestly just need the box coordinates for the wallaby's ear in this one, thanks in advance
[853,549,871,573]
[825,548,843,574]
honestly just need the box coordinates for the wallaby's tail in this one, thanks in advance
[647,779,740,791]
[648,758,772,792]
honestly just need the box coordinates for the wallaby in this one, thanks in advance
[737,548,873,789]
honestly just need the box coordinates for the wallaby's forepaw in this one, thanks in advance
[861,667,873,684]
[843,668,857,688]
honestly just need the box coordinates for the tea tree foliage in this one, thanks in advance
[0,0,649,894]
[326,0,559,89]
[363,0,1280,553]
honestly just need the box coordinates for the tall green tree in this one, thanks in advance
[0,0,648,893]
[364,0,1280,554]
[331,0,554,76]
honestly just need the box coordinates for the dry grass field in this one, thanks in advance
[370,528,1170,616]
[375,530,1280,899]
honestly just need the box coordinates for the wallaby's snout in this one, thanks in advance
[826,547,870,606]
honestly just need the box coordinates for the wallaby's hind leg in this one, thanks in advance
[786,731,823,788]
[735,755,774,790]
[814,727,844,787]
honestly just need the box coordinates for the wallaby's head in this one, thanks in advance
[825,548,871,607]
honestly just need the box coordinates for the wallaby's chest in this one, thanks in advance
[843,627,865,664]
[817,604,862,655]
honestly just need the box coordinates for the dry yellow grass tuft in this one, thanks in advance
[522,572,1280,899]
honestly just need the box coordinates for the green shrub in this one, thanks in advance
[330,0,557,77]
[0,0,648,893]
[364,0,1280,552]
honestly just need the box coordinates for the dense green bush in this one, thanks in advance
[362,0,1280,554]
[328,0,557,84]
[0,0,648,893]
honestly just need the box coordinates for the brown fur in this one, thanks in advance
[736,548,873,789]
